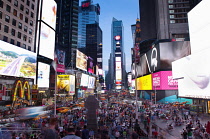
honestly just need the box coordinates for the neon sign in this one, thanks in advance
[82,2,90,8]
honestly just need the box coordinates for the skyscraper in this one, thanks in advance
[78,0,100,49]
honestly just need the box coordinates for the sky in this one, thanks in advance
[80,0,140,72]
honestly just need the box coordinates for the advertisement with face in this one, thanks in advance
[38,22,55,59]
[88,76,95,89]
[69,75,75,95]
[0,40,37,79]
[173,49,210,99]
[37,62,50,88]
[139,74,152,90]
[80,73,89,87]
[57,75,70,94]
[152,71,178,90]
[76,50,87,71]
[40,0,57,30]
[55,49,65,73]
[87,57,94,74]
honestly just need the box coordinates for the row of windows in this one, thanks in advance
[170,19,188,23]
[0,23,32,44]
[168,0,189,3]
[6,5,34,18]
[169,3,190,8]
[169,8,189,13]
[2,35,31,51]
[3,0,35,10]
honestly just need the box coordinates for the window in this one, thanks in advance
[31,4,34,10]
[170,15,175,18]
[11,29,15,36]
[18,32,21,39]
[26,0,30,6]
[0,11,2,19]
[24,25,27,32]
[20,4,24,11]
[3,36,8,42]
[14,0,18,7]
[30,20,33,26]
[168,0,173,3]
[5,15,10,23]
[29,28,32,35]
[13,9,17,16]
[18,22,22,29]
[28,37,32,43]
[19,13,23,20]
[30,12,34,18]
[23,35,27,41]
[0,0,3,8]
[28,46,31,51]
[169,10,174,13]
[10,39,14,45]
[169,5,174,8]
[22,44,26,49]
[170,20,175,23]
[4,25,9,33]
[12,19,16,26]
[25,17,28,23]
[25,8,29,14]
[17,41,20,47]
[6,5,11,12]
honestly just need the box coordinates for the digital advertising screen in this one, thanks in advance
[115,62,121,70]
[40,0,57,30]
[0,40,37,79]
[88,76,95,89]
[76,72,82,88]
[87,57,94,74]
[115,70,122,81]
[127,74,132,87]
[152,71,178,90]
[139,74,152,90]
[98,69,103,75]
[172,49,210,99]
[80,73,89,87]
[38,22,55,59]
[115,57,121,62]
[188,0,210,54]
[76,50,87,71]
[69,75,75,95]
[57,75,70,94]
[132,79,135,90]
[37,62,50,88]
[55,49,65,73]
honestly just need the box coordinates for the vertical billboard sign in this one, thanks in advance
[57,75,70,94]
[76,50,87,71]
[37,0,57,60]
[152,71,178,90]
[76,72,82,88]
[80,73,89,87]
[69,75,75,95]
[0,40,37,79]
[37,62,50,88]
[55,49,65,73]
[88,76,95,89]
[87,57,94,74]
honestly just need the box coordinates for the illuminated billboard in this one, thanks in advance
[37,62,50,88]
[55,49,65,73]
[69,75,75,95]
[136,78,141,90]
[76,72,82,88]
[80,73,89,87]
[116,70,122,81]
[139,74,152,90]
[188,0,210,54]
[37,22,56,59]
[116,57,121,62]
[87,57,94,74]
[40,0,57,30]
[152,71,178,90]
[127,74,132,87]
[0,40,37,79]
[76,50,87,71]
[88,76,95,89]
[173,49,210,99]
[132,79,135,90]
[115,62,121,70]
[57,75,70,94]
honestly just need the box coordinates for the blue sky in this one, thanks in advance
[80,0,139,72]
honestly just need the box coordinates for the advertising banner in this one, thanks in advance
[57,75,70,94]
[173,49,210,99]
[152,71,178,90]
[132,79,135,90]
[136,78,141,90]
[69,75,75,95]
[127,74,132,87]
[0,40,37,79]
[88,76,95,89]
[80,73,89,87]
[139,74,152,90]
[37,62,50,88]
[76,72,82,88]
[87,57,94,74]
[55,49,65,73]
[76,50,87,71]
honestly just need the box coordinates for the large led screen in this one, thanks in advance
[116,57,121,62]
[139,74,152,90]
[38,22,55,59]
[0,40,36,79]
[55,49,65,73]
[127,74,132,87]
[80,73,89,87]
[152,71,178,90]
[57,75,70,94]
[116,70,122,81]
[76,50,87,71]
[188,0,210,54]
[115,62,121,70]
[88,76,95,89]
[87,57,94,74]
[69,75,75,95]
[172,49,210,99]
[37,62,50,88]
[40,0,57,30]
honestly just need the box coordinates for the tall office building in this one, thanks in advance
[55,0,79,69]
[110,17,126,90]
[0,0,38,52]
[78,0,100,49]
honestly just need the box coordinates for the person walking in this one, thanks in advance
[42,118,59,139]
[62,126,81,139]
[81,125,89,139]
